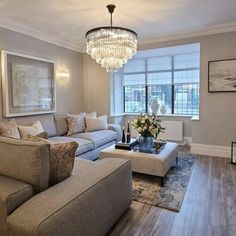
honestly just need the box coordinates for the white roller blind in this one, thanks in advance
[147,72,172,85]
[123,59,145,73]
[174,53,200,69]
[123,74,145,86]
[147,56,171,71]
[174,70,199,84]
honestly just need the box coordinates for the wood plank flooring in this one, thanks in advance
[108,149,236,236]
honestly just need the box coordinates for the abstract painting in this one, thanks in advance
[1,50,56,117]
[208,59,236,92]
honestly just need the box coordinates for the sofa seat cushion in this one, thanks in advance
[71,130,117,149]
[48,136,93,156]
[0,176,33,222]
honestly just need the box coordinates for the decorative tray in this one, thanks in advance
[132,143,166,154]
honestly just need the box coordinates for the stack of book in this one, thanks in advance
[115,139,138,150]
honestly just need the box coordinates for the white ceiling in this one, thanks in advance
[0,0,236,52]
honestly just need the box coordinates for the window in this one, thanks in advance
[122,45,200,116]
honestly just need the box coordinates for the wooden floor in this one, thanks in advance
[108,148,236,236]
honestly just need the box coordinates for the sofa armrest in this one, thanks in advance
[0,176,34,236]
[108,123,122,142]
[7,159,132,236]
[0,136,50,193]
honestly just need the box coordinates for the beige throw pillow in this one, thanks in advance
[85,115,108,132]
[0,120,20,139]
[27,132,48,140]
[18,120,44,139]
[27,135,78,185]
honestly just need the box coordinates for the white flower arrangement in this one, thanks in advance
[131,113,165,137]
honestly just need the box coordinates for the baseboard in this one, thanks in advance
[191,143,231,158]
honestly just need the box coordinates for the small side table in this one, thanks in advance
[231,142,236,164]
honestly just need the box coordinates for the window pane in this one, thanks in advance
[124,85,146,113]
[174,83,199,115]
[147,85,172,114]
[174,53,200,69]
[147,72,172,85]
[147,56,172,71]
[123,59,145,73]
[123,74,145,86]
[174,70,199,84]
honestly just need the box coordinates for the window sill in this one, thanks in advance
[112,113,198,119]
[191,115,200,121]
[109,114,124,118]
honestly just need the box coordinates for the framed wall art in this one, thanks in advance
[208,59,236,92]
[1,50,56,117]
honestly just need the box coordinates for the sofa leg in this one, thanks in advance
[176,157,179,165]
[160,177,164,187]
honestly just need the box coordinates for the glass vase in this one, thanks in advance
[139,136,154,152]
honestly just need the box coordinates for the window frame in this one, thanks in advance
[122,53,200,115]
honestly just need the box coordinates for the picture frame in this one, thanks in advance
[208,59,236,92]
[1,50,56,117]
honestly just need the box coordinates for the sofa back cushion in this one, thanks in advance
[54,114,68,136]
[0,137,50,193]
[14,114,57,137]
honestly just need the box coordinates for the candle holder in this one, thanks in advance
[122,127,126,143]
[126,121,131,143]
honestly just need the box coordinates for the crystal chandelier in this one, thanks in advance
[86,4,138,72]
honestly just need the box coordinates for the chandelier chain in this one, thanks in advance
[110,12,113,27]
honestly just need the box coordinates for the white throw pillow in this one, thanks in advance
[85,115,108,132]
[18,120,44,139]
[85,111,97,118]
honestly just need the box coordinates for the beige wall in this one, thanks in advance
[83,31,236,147]
[83,53,110,116]
[0,27,83,117]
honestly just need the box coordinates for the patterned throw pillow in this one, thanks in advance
[49,142,78,185]
[66,111,97,136]
[85,115,108,132]
[66,114,86,135]
[18,120,44,138]
[26,135,78,185]
[0,120,20,139]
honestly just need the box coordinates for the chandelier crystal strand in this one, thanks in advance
[86,5,137,72]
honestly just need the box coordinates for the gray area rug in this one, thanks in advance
[132,154,196,212]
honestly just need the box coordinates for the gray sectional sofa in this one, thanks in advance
[0,136,132,236]
[12,113,122,161]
